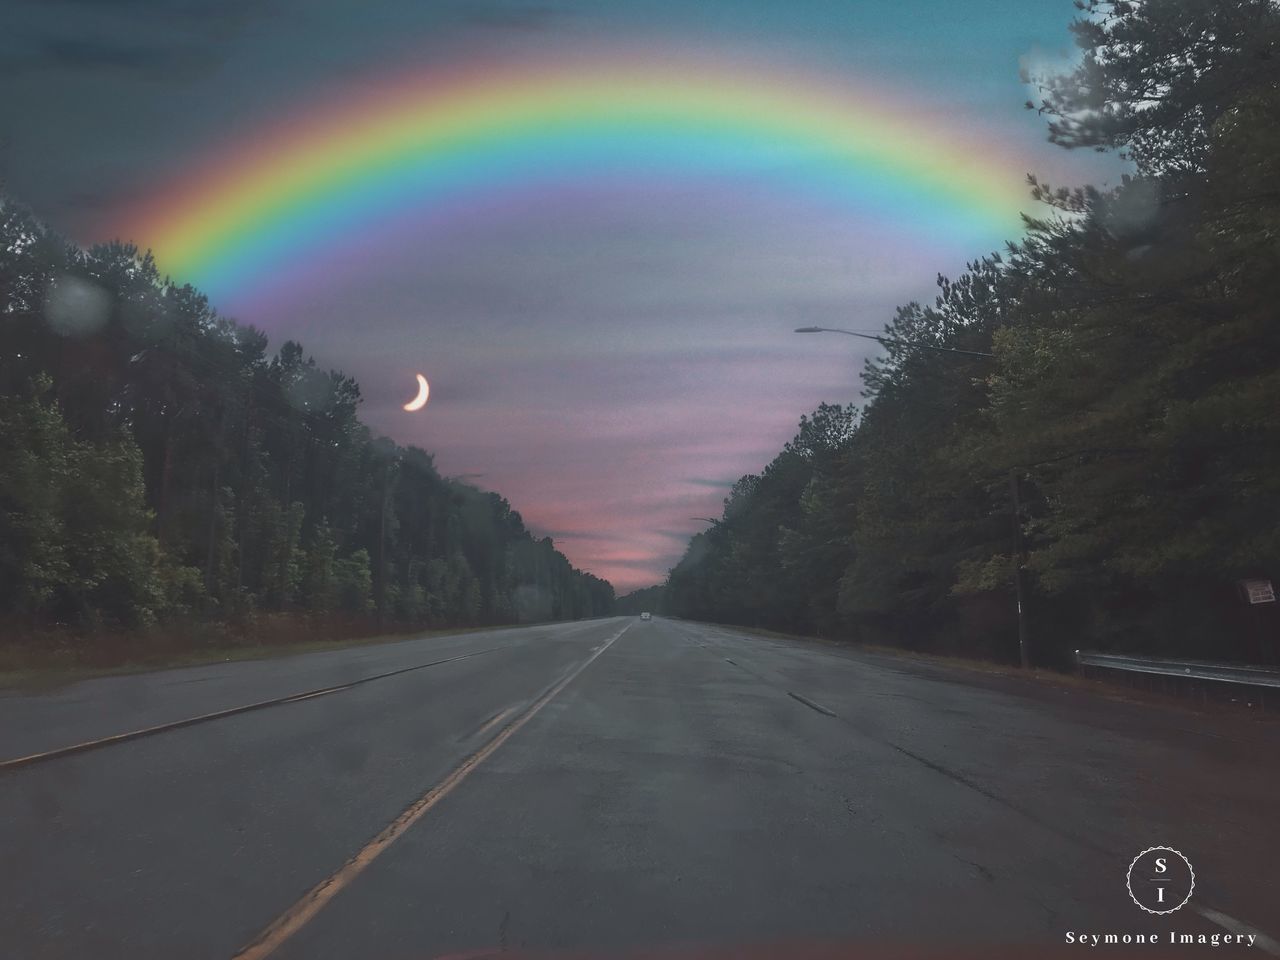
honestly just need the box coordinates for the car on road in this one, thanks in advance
[640,612,651,620]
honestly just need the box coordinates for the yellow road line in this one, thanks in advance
[472,707,513,740]
[231,622,631,960]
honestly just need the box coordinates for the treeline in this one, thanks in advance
[0,208,613,642]
[666,0,1280,667]
[615,584,666,616]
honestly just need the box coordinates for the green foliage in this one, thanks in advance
[615,584,666,615]
[0,380,164,627]
[666,404,857,634]
[669,0,1280,665]
[0,200,613,643]
[0,382,73,612]
[333,549,373,615]
[300,521,338,613]
[1025,0,1280,179]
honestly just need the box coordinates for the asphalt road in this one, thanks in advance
[2,616,1276,959]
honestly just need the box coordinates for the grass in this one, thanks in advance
[0,618,511,692]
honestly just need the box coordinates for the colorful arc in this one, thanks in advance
[117,57,1034,303]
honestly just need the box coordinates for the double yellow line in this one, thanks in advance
[232,622,631,960]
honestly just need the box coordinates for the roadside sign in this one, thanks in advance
[1242,579,1276,605]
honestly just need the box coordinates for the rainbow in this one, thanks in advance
[115,54,1035,304]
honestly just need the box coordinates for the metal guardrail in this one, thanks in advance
[1075,650,1280,689]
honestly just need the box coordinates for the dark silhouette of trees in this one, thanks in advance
[0,209,613,642]
[668,0,1280,666]
[615,584,666,615]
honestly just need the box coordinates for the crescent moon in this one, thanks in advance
[403,373,430,412]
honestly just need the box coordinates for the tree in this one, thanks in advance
[0,194,614,645]
[667,0,1280,666]
[0,379,166,628]
[1025,0,1280,180]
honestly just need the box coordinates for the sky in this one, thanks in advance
[1,0,1123,593]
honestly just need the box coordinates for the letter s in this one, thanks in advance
[1154,857,1167,873]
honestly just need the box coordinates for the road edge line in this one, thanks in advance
[0,647,506,772]
[786,691,837,717]
[1193,905,1280,956]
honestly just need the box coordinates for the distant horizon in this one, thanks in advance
[2,0,1124,592]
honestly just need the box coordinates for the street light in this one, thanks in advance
[796,324,1028,668]
[794,326,995,359]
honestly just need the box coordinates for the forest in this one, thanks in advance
[0,211,614,653]
[663,0,1280,667]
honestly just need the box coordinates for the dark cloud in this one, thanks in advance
[594,556,669,570]
[452,2,566,32]
[19,0,263,21]
[37,37,212,73]
[62,183,148,216]
[682,477,735,489]
[28,0,176,6]
[542,530,616,542]
[5,0,268,80]
[654,528,699,541]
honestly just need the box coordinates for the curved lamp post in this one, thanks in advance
[794,324,1028,667]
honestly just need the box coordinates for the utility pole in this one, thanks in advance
[1010,468,1030,669]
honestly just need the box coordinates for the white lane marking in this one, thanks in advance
[699,625,1280,952]
[786,691,838,717]
[1194,905,1280,956]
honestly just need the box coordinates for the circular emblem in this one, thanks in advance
[1126,846,1194,914]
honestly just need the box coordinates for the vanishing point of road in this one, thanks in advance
[2,617,1277,958]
